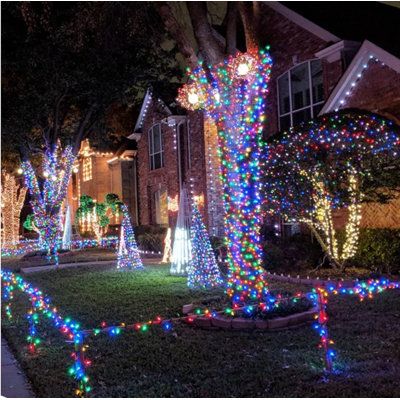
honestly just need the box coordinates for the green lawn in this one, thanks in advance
[2,263,400,397]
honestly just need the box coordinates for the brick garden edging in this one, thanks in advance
[183,303,319,331]
[182,273,362,331]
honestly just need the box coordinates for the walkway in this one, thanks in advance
[1,339,34,397]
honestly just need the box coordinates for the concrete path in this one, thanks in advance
[1,339,34,398]
[21,257,163,274]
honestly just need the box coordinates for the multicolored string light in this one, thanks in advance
[2,270,399,395]
[22,145,76,264]
[177,46,273,306]
[264,111,400,267]
[116,204,143,269]
[187,201,222,289]
[1,270,91,396]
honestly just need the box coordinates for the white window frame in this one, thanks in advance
[277,59,325,131]
[148,124,164,171]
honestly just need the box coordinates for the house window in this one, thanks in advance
[82,157,92,181]
[148,124,164,170]
[277,59,324,131]
[154,189,168,225]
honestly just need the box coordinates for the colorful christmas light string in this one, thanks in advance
[2,269,399,395]
[177,46,273,306]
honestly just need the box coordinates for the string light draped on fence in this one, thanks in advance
[1,172,27,247]
[177,47,273,305]
[187,201,222,289]
[22,144,76,264]
[170,188,192,275]
[117,204,143,269]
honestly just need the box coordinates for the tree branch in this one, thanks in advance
[225,2,237,55]
[238,2,258,52]
[154,2,198,68]
[186,2,224,65]
[73,106,96,154]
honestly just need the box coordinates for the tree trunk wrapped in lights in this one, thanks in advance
[187,201,222,289]
[1,172,27,247]
[22,144,76,264]
[177,47,273,305]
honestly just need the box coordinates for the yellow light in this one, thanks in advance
[43,171,49,178]
[188,92,199,105]
[17,168,23,175]
[237,62,250,76]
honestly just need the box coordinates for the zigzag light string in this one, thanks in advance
[1,270,398,395]
[177,46,273,306]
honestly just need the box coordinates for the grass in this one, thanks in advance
[2,263,400,397]
[1,247,116,272]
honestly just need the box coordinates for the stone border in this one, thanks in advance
[185,306,318,331]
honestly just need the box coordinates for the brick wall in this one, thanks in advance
[136,99,210,230]
[258,3,339,137]
[344,61,400,122]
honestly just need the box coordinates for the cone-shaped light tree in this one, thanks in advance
[177,48,272,306]
[188,201,222,289]
[170,188,192,275]
[117,204,143,270]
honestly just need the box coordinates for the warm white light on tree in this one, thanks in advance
[1,172,27,247]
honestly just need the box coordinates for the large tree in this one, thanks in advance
[2,2,180,164]
[2,2,179,261]
[158,2,272,305]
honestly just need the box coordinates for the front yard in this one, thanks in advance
[2,263,400,397]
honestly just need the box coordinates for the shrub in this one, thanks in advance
[350,228,400,275]
[135,225,167,252]
[262,233,324,273]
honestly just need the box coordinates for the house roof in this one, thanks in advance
[321,40,400,114]
[132,82,186,135]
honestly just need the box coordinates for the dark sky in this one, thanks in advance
[284,2,400,57]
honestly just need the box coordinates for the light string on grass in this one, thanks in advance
[1,271,91,396]
[2,271,398,396]
[177,46,273,306]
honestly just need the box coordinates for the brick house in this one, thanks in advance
[67,138,138,232]
[131,2,400,237]
[129,88,225,236]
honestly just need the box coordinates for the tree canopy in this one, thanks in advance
[1,2,180,169]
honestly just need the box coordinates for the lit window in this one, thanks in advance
[148,124,164,170]
[277,59,324,131]
[82,157,92,181]
[155,189,168,225]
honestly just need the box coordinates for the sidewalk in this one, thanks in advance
[1,339,34,398]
